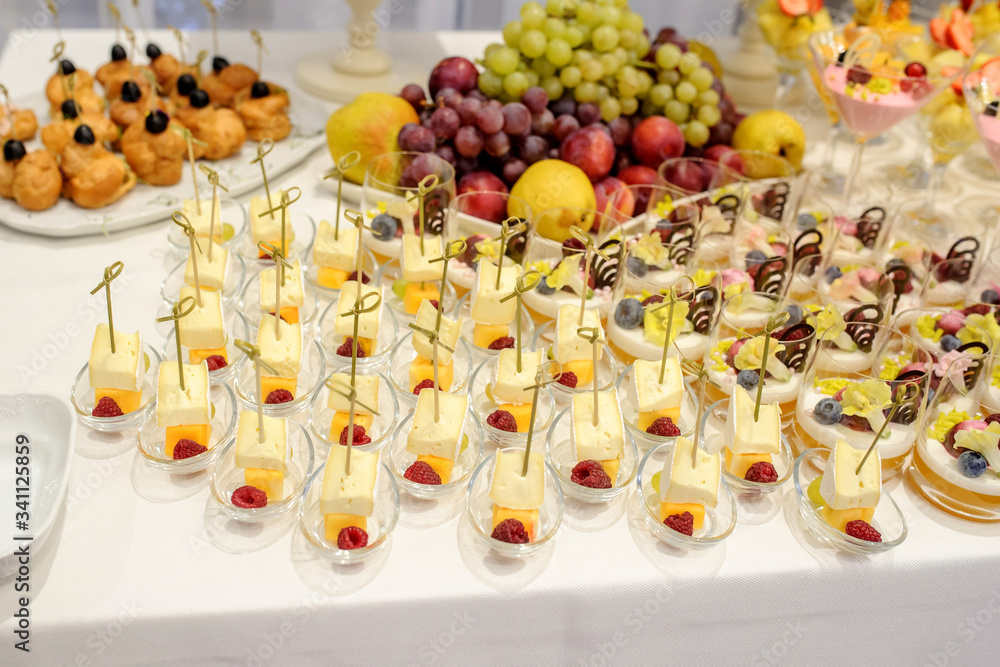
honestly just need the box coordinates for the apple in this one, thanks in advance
[428,57,479,97]
[559,125,615,181]
[593,176,636,224]
[456,171,509,224]
[618,165,658,213]
[631,117,685,168]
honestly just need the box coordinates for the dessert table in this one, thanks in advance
[2,29,1000,667]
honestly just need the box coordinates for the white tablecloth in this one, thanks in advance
[2,29,1000,667]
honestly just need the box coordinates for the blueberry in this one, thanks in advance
[60,99,79,120]
[736,370,759,391]
[73,125,95,146]
[189,89,210,108]
[940,334,960,352]
[814,397,843,425]
[958,450,987,478]
[625,254,648,277]
[745,249,768,268]
[536,278,556,295]
[120,80,142,103]
[797,212,818,230]
[212,56,230,72]
[982,289,1000,305]
[3,139,26,162]
[825,266,843,283]
[176,74,197,97]
[110,44,127,61]
[145,110,169,134]
[784,304,803,327]
[251,81,271,99]
[986,100,1000,118]
[614,298,644,330]
[370,213,398,241]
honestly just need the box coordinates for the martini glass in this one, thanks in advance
[962,40,1000,177]
[808,30,963,218]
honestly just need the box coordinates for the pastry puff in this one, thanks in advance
[175,103,246,161]
[201,63,257,108]
[46,67,103,118]
[0,107,38,143]
[236,83,291,142]
[60,127,137,209]
[42,114,117,154]
[0,141,61,211]
[96,61,155,100]
[109,83,166,132]
[120,112,189,186]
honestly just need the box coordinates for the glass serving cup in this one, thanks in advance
[653,186,747,270]
[465,449,564,558]
[718,150,801,228]
[545,406,638,503]
[360,151,457,263]
[386,407,485,500]
[729,217,792,274]
[307,365,400,453]
[386,333,475,405]
[519,207,623,323]
[316,297,400,368]
[814,257,901,317]
[239,267,321,333]
[452,291,536,364]
[71,343,161,433]
[607,243,718,366]
[617,365,699,451]
[897,306,995,359]
[376,257,460,323]
[166,196,246,251]
[702,398,793,494]
[135,381,238,473]
[531,321,619,403]
[158,309,250,385]
[793,448,907,554]
[235,212,317,269]
[795,173,890,265]
[635,441,737,549]
[161,252,247,305]
[303,246,379,303]
[233,339,326,417]
[905,226,989,309]
[445,192,532,296]
[962,37,1000,181]
[706,292,816,420]
[209,419,315,523]
[792,324,932,476]
[298,461,400,564]
[467,355,556,448]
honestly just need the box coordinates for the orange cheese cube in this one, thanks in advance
[821,506,875,533]
[189,346,228,366]
[403,282,440,315]
[165,423,211,458]
[561,359,593,387]
[598,458,620,484]
[95,388,143,414]
[268,306,299,325]
[473,322,509,349]
[261,376,297,401]
[409,356,453,392]
[244,468,285,501]
[724,448,773,480]
[317,267,350,290]
[492,505,538,541]
[328,412,375,443]
[638,407,682,432]
[324,513,367,543]
[259,238,291,258]
[417,454,454,484]
[497,402,533,432]
[659,501,705,530]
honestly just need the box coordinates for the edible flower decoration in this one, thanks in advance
[840,379,891,434]
[643,300,691,346]
[813,304,855,351]
[934,350,975,391]
[957,314,1000,347]
[955,424,1000,475]
[916,313,945,342]
[631,232,671,267]
[734,336,790,381]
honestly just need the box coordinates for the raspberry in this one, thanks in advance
[641,294,665,307]
[491,518,530,544]
[963,304,991,316]
[486,409,518,432]
[403,460,442,485]
[172,439,208,460]
[646,416,681,437]
[92,396,124,417]
[845,519,882,542]
[339,424,371,446]
[744,461,778,483]
[231,485,267,509]
[571,460,613,488]
[562,237,585,254]
[412,379,438,394]
[664,511,694,536]
[839,414,872,432]
[205,354,228,371]
[265,388,294,404]
[347,270,370,284]
[986,413,1000,426]
[488,336,515,350]
[337,525,369,550]
[557,371,579,388]
[428,299,439,310]
[336,337,367,358]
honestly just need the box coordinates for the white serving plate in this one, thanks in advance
[0,393,75,579]
[0,91,327,237]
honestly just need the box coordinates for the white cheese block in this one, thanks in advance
[660,436,720,508]
[88,324,142,392]
[178,286,225,350]
[326,373,380,414]
[402,234,444,282]
[820,439,881,510]
[412,299,461,366]
[572,389,625,462]
[156,361,210,428]
[256,314,302,378]
[183,194,222,241]
[633,357,683,413]
[334,281,382,340]
[312,221,358,272]
[724,385,782,456]
[259,258,304,311]
[184,240,228,292]
[407,390,468,461]
[493,349,541,405]
[321,446,379,516]
[557,304,604,364]
[470,260,520,325]
[250,190,294,245]
[234,410,287,472]
[489,449,545,510]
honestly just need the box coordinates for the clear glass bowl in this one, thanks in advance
[234,212,317,269]
[71,343,162,433]
[157,309,250,385]
[545,407,638,503]
[135,382,238,474]
[298,462,400,564]
[166,196,247,251]
[376,257,460,322]
[239,268,320,333]
[160,252,247,305]
[635,442,737,549]
[533,321,620,402]
[307,366,400,453]
[467,356,556,448]
[303,246,379,302]
[209,419,316,523]
[793,448,907,555]
[387,333,476,405]
[465,449,564,558]
[233,339,326,417]
[702,399,793,494]
[386,407,485,500]
[453,292,536,365]
[316,297,400,368]
[617,364,698,451]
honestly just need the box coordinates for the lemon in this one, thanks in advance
[732,110,806,173]
[509,159,596,242]
[325,92,419,184]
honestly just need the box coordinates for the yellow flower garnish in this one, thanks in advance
[692,268,716,288]
[928,408,972,442]
[955,423,1000,475]
[546,256,579,290]
[734,336,789,381]
[709,340,733,372]
[958,314,1000,346]
[653,199,675,218]
[877,353,908,381]
[474,237,501,263]
[916,314,944,342]
[814,377,853,395]
[632,233,669,267]
[643,301,691,346]
[840,379,892,433]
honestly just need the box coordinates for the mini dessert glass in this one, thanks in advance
[303,247,379,302]
[158,309,251,385]
[544,407,639,503]
[702,399,793,494]
[161,252,247,305]
[307,366,400,453]
[467,356,557,448]
[316,297,400,368]
[71,344,162,433]
[240,268,321,333]
[616,364,699,451]
[387,332,476,405]
[376,257,460,323]
[235,212,317,269]
[233,339,327,417]
[452,291,536,364]
[166,196,246,251]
